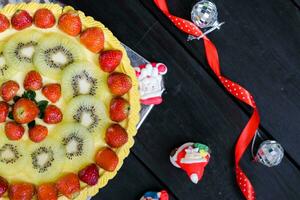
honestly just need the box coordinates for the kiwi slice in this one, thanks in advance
[25,139,65,184]
[0,41,16,82]
[3,29,42,72]
[34,33,84,80]
[53,123,94,172]
[0,139,26,176]
[64,95,109,135]
[61,61,105,102]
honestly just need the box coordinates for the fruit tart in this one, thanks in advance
[0,2,140,199]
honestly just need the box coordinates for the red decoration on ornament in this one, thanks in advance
[153,1,260,199]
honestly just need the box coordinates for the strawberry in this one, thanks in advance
[37,183,57,200]
[80,27,104,53]
[107,72,132,95]
[11,10,32,30]
[56,173,80,199]
[42,84,61,103]
[0,176,8,197]
[58,11,81,36]
[0,101,9,123]
[95,147,119,172]
[8,182,35,200]
[0,14,10,32]
[5,122,25,140]
[0,80,20,102]
[105,124,128,148]
[110,97,130,122]
[43,105,63,124]
[29,125,48,143]
[13,98,39,124]
[99,50,123,73]
[33,8,55,29]
[78,164,99,186]
[24,70,43,91]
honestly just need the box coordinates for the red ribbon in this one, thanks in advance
[153,1,260,199]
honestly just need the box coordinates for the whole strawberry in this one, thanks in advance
[80,27,104,53]
[0,176,8,197]
[0,80,20,102]
[0,101,9,123]
[58,11,82,36]
[42,83,61,103]
[11,10,32,30]
[0,14,10,32]
[99,50,123,73]
[107,72,132,96]
[56,173,80,199]
[9,182,35,200]
[33,8,55,29]
[105,124,128,148]
[24,70,43,91]
[13,98,39,124]
[43,105,63,124]
[110,97,130,122]
[78,164,99,186]
[29,125,48,143]
[95,148,119,172]
[5,122,25,140]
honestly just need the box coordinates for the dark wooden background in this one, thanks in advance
[62,0,300,199]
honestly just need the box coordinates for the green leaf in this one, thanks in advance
[37,100,48,119]
[28,120,36,129]
[13,96,21,103]
[8,111,13,120]
[22,90,36,101]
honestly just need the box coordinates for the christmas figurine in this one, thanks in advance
[170,142,210,184]
[140,190,169,200]
[134,63,167,105]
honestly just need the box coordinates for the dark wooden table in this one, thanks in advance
[62,0,300,199]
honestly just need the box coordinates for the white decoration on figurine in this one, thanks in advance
[134,63,167,105]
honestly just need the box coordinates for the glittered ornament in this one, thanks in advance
[188,0,224,40]
[254,140,284,167]
[140,190,169,200]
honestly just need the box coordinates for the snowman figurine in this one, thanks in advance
[134,63,167,105]
[140,190,169,200]
[170,143,210,184]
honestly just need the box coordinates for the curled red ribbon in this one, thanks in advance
[153,1,260,199]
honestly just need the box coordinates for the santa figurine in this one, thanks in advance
[170,142,210,184]
[134,63,167,105]
[140,190,169,200]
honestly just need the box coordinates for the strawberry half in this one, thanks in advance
[11,10,32,30]
[43,105,63,124]
[105,124,128,148]
[29,125,48,143]
[78,164,99,186]
[109,97,130,122]
[0,176,8,197]
[95,148,119,172]
[23,70,43,91]
[0,101,9,123]
[107,72,132,96]
[42,84,61,103]
[99,50,123,73]
[58,11,82,36]
[0,80,20,102]
[56,173,80,199]
[5,122,25,140]
[0,14,10,32]
[33,8,55,29]
[8,183,35,200]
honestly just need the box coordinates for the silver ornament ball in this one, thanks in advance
[191,0,219,28]
[255,140,284,167]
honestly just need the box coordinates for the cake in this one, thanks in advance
[0,2,140,199]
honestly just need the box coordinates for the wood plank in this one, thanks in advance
[62,0,300,199]
[139,0,300,165]
[95,153,176,199]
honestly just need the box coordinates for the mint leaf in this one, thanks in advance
[28,120,36,129]
[8,111,13,120]
[37,100,48,119]
[22,90,36,101]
